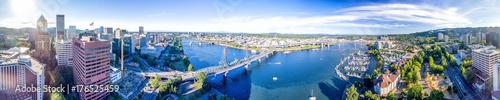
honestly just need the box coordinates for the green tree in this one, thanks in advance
[50,92,66,100]
[428,90,444,100]
[387,92,397,100]
[363,90,380,100]
[187,64,194,72]
[406,84,424,100]
[346,85,358,100]
[132,55,140,63]
[195,72,207,89]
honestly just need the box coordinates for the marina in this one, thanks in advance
[343,51,370,78]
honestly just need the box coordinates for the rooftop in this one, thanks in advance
[28,56,45,75]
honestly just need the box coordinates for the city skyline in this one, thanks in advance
[1,0,500,34]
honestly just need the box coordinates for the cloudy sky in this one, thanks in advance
[1,0,500,34]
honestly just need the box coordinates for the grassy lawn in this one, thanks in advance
[173,62,187,71]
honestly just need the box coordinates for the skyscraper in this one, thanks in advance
[56,15,65,41]
[477,32,483,43]
[72,36,111,100]
[68,25,76,39]
[139,26,144,35]
[36,15,47,33]
[56,40,73,67]
[438,33,443,39]
[465,33,472,45]
[105,27,113,34]
[114,28,121,38]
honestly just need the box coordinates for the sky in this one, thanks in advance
[1,0,500,35]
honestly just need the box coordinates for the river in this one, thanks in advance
[181,38,376,100]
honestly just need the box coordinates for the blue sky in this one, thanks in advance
[1,0,500,34]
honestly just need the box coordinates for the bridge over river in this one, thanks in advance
[141,48,277,81]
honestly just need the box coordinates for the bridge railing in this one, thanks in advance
[196,49,277,74]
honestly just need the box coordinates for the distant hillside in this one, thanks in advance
[405,27,500,37]
[0,27,36,35]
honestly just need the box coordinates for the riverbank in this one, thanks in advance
[195,38,323,52]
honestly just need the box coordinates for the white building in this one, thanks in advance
[68,25,76,40]
[110,66,121,83]
[493,60,500,91]
[0,55,45,100]
[472,47,500,80]
[374,70,400,96]
[444,35,449,43]
[56,40,73,67]
[438,33,444,39]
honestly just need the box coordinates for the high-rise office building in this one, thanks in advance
[68,25,76,40]
[114,28,121,38]
[140,35,147,48]
[104,27,113,34]
[56,15,65,41]
[472,47,500,80]
[465,33,472,45]
[72,36,111,100]
[56,40,73,67]
[477,32,483,43]
[32,15,52,60]
[139,26,144,35]
[112,35,134,59]
[438,33,444,39]
[444,35,449,43]
[36,15,47,33]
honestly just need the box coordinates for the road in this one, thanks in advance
[445,66,485,100]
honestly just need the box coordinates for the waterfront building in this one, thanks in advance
[72,36,111,100]
[374,70,400,96]
[0,53,45,100]
[68,25,76,40]
[56,40,73,67]
[374,41,392,49]
[56,15,65,41]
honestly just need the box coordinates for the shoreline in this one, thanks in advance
[192,38,326,52]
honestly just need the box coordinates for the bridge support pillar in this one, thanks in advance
[245,64,249,71]
[258,58,261,63]
[223,71,228,81]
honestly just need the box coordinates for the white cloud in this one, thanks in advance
[199,4,471,34]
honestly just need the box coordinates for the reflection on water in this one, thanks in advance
[182,38,375,100]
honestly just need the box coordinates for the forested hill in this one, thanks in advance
[402,27,500,37]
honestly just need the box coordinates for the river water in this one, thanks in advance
[181,38,375,100]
